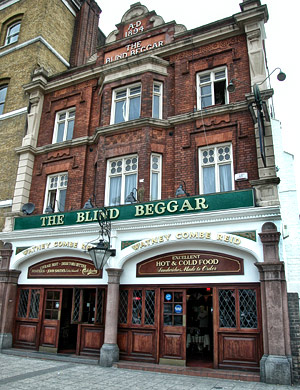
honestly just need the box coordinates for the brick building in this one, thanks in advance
[0,0,299,385]
[0,0,101,234]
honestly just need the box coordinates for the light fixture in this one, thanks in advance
[87,208,116,270]
[45,204,54,214]
[227,68,286,167]
[175,181,190,197]
[125,188,137,203]
[83,198,94,209]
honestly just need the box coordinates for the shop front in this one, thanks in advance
[0,190,291,379]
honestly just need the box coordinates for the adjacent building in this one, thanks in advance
[0,0,299,385]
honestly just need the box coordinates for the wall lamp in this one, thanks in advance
[125,188,137,204]
[88,207,116,270]
[227,68,286,167]
[175,181,190,197]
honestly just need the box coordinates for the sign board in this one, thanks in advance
[136,251,244,277]
[28,258,102,278]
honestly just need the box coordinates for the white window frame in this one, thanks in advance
[196,67,228,110]
[0,85,8,115]
[43,173,68,213]
[110,84,141,124]
[152,82,163,119]
[150,153,162,201]
[105,155,138,206]
[52,108,76,143]
[199,143,234,194]
[5,21,21,45]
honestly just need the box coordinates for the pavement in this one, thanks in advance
[0,352,299,390]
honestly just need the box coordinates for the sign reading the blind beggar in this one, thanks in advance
[28,258,102,278]
[136,251,244,277]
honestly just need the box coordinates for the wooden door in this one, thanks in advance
[39,289,63,353]
[159,289,186,365]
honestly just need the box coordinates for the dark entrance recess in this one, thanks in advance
[58,289,77,353]
[186,288,213,367]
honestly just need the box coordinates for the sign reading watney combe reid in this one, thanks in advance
[14,190,255,231]
[136,251,244,277]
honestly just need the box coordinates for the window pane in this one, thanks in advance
[239,289,258,329]
[125,173,137,203]
[0,86,8,115]
[151,172,158,200]
[72,288,81,322]
[219,164,232,192]
[115,100,126,123]
[58,189,67,211]
[129,96,140,120]
[203,166,215,194]
[119,290,128,324]
[96,289,104,323]
[200,74,210,83]
[215,70,226,80]
[109,176,121,205]
[201,95,212,108]
[219,289,236,328]
[153,95,160,118]
[18,289,29,318]
[130,86,141,95]
[145,290,155,325]
[132,290,142,324]
[56,123,65,143]
[66,119,74,140]
[29,290,40,319]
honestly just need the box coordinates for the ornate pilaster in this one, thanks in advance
[255,222,292,384]
[0,244,20,350]
[100,268,123,367]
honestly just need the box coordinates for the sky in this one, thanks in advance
[95,0,300,206]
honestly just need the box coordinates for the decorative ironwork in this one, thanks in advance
[145,290,155,325]
[219,289,236,328]
[119,290,128,324]
[239,289,258,328]
[28,289,40,319]
[18,289,29,318]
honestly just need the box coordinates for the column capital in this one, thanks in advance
[106,268,123,284]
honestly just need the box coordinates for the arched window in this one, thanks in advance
[5,21,21,45]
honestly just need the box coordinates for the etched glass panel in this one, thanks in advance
[145,290,155,325]
[72,288,81,322]
[219,289,236,328]
[132,290,142,324]
[29,289,40,319]
[96,289,104,324]
[239,289,258,329]
[18,289,29,318]
[119,290,128,324]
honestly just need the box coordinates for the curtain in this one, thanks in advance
[125,174,137,203]
[203,166,215,194]
[129,96,140,120]
[109,176,121,205]
[151,172,158,200]
[219,164,232,192]
[115,100,126,123]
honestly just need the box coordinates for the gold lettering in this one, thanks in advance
[40,216,47,227]
[76,212,85,223]
[154,202,166,215]
[109,208,119,219]
[57,215,64,225]
[135,205,145,216]
[195,197,208,210]
[167,200,178,213]
[145,204,154,215]
[179,199,194,212]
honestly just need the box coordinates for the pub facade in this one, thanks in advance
[0,0,296,385]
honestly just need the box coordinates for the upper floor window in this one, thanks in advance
[5,21,21,45]
[0,85,8,115]
[197,68,228,109]
[106,155,138,206]
[199,143,233,194]
[152,82,163,119]
[111,84,141,124]
[44,173,68,213]
[150,153,162,201]
[52,108,75,143]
